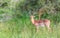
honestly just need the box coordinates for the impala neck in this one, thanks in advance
[31,16,35,24]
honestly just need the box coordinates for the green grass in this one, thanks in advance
[0,18,59,38]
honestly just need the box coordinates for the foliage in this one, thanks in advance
[0,0,60,38]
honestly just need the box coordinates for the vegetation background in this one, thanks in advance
[0,0,60,38]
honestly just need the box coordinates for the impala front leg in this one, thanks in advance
[46,25,51,31]
[36,26,39,32]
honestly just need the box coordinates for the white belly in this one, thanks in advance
[35,23,45,27]
[40,23,45,27]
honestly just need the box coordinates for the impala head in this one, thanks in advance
[30,15,35,18]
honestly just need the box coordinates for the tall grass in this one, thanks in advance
[0,16,59,38]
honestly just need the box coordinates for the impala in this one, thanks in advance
[30,15,51,32]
